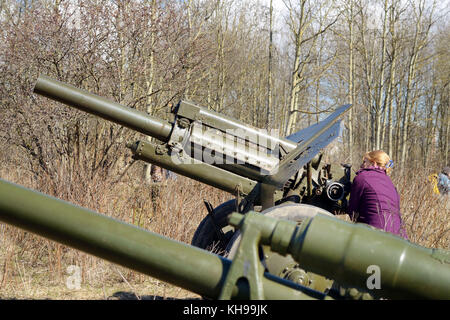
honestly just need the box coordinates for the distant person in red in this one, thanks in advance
[347,150,408,239]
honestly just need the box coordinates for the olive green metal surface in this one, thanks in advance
[229,212,450,299]
[34,75,173,142]
[0,178,319,300]
[129,140,258,196]
[289,214,450,299]
[175,101,297,152]
[263,104,351,188]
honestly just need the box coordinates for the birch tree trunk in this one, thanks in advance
[266,0,273,128]
[374,0,389,150]
[347,0,354,163]
[144,0,157,183]
[400,0,435,168]
[386,0,399,158]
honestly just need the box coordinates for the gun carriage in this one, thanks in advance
[0,75,447,299]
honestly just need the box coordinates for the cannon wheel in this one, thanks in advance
[191,199,238,255]
[226,203,335,293]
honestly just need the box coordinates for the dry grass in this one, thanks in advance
[0,165,448,300]
[0,165,229,300]
[392,172,449,249]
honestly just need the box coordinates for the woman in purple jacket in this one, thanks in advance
[347,150,408,239]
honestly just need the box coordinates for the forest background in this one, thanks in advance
[0,0,448,299]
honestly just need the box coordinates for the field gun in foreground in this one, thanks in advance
[0,178,449,300]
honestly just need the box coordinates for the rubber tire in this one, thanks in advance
[226,203,333,258]
[191,199,237,255]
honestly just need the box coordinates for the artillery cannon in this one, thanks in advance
[23,75,450,299]
[33,75,353,292]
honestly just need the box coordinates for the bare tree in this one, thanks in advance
[283,0,340,135]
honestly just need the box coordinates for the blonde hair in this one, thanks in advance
[363,150,392,174]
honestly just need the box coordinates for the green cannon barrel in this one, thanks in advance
[229,212,450,299]
[34,75,173,142]
[128,140,258,196]
[289,214,450,299]
[0,178,322,300]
